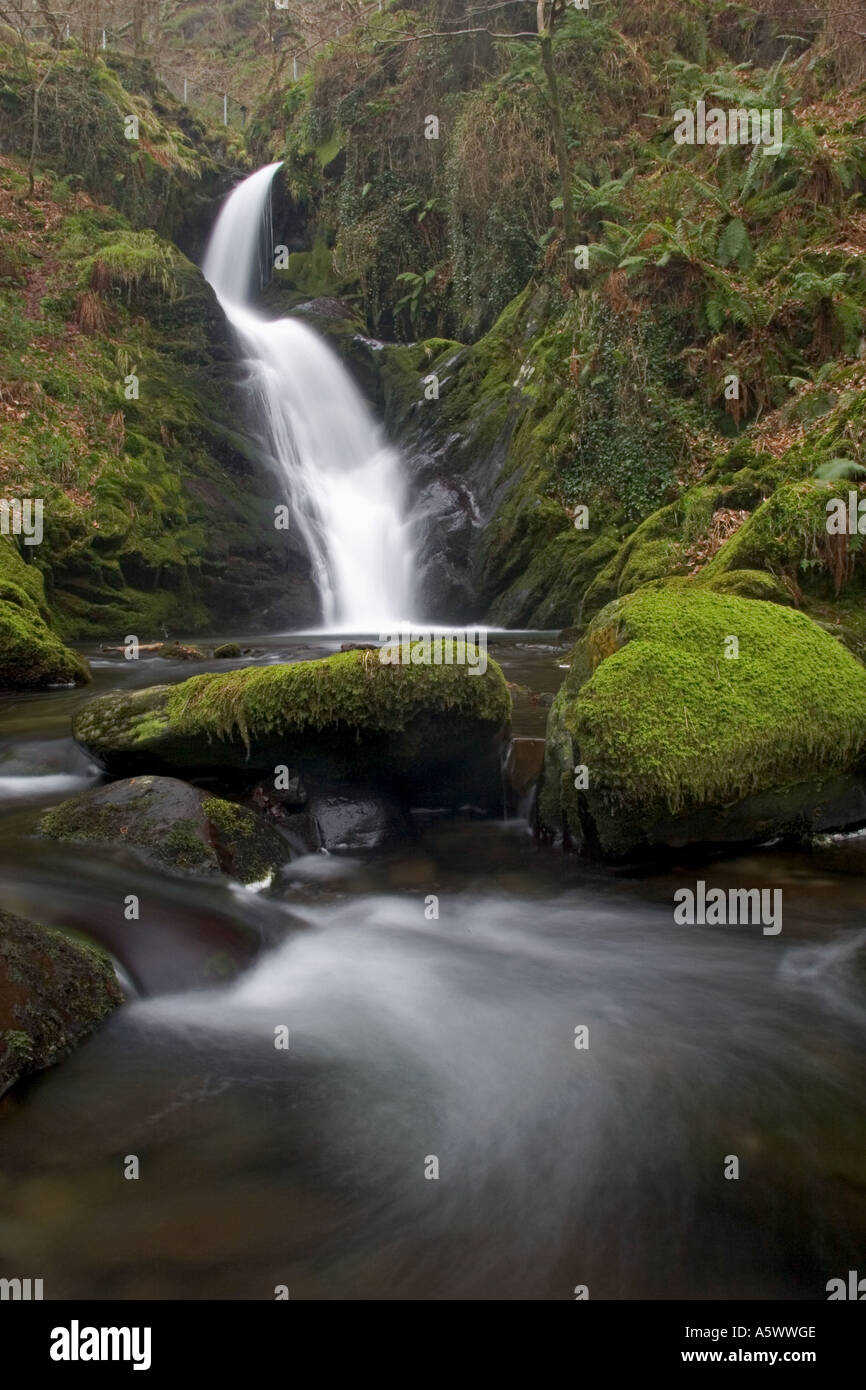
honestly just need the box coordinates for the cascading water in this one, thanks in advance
[202,162,416,630]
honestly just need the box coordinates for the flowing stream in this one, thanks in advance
[0,637,865,1299]
[202,163,416,630]
[0,170,863,1301]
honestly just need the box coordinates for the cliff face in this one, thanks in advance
[0,41,323,648]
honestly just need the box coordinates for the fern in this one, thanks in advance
[813,459,866,482]
[716,217,753,271]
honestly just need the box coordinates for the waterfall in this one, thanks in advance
[202,162,416,630]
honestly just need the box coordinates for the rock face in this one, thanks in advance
[538,584,866,858]
[38,776,289,885]
[0,539,90,690]
[0,910,123,1098]
[72,649,512,811]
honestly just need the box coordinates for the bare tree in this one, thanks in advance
[0,1,68,194]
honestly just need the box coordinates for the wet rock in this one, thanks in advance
[505,737,546,799]
[305,789,414,852]
[213,643,242,659]
[159,643,207,661]
[0,910,122,1098]
[72,649,512,812]
[38,776,289,885]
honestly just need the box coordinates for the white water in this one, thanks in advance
[202,162,416,630]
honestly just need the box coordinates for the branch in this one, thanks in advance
[376,27,539,42]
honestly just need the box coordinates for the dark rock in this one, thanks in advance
[0,910,122,1098]
[306,789,414,852]
[38,776,289,885]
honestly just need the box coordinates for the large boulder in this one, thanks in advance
[38,776,289,886]
[539,584,866,858]
[0,910,122,1098]
[72,649,511,810]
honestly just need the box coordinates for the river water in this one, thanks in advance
[0,636,864,1300]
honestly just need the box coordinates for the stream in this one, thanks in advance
[0,635,864,1300]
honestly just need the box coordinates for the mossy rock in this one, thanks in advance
[213,643,242,659]
[72,649,511,808]
[539,585,866,858]
[0,542,90,689]
[0,909,123,1098]
[38,776,289,886]
[703,569,793,605]
[580,503,687,625]
[701,481,865,598]
[159,642,207,661]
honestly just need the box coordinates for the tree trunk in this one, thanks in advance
[539,31,576,267]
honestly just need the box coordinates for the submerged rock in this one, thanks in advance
[0,910,122,1098]
[538,584,866,858]
[38,776,289,886]
[72,649,512,811]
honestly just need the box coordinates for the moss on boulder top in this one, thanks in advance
[39,776,289,886]
[0,539,90,690]
[539,585,866,858]
[0,909,122,1098]
[72,648,511,806]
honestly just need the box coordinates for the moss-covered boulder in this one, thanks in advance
[72,649,512,808]
[0,540,90,690]
[539,585,866,858]
[0,910,122,1098]
[38,776,289,886]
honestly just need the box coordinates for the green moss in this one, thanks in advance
[201,795,284,883]
[160,818,213,872]
[166,647,510,749]
[159,642,206,661]
[542,585,866,855]
[0,544,91,689]
[0,909,123,1097]
[703,569,793,604]
[73,650,512,797]
[201,796,250,835]
[81,230,182,304]
[701,481,864,597]
[581,503,687,624]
